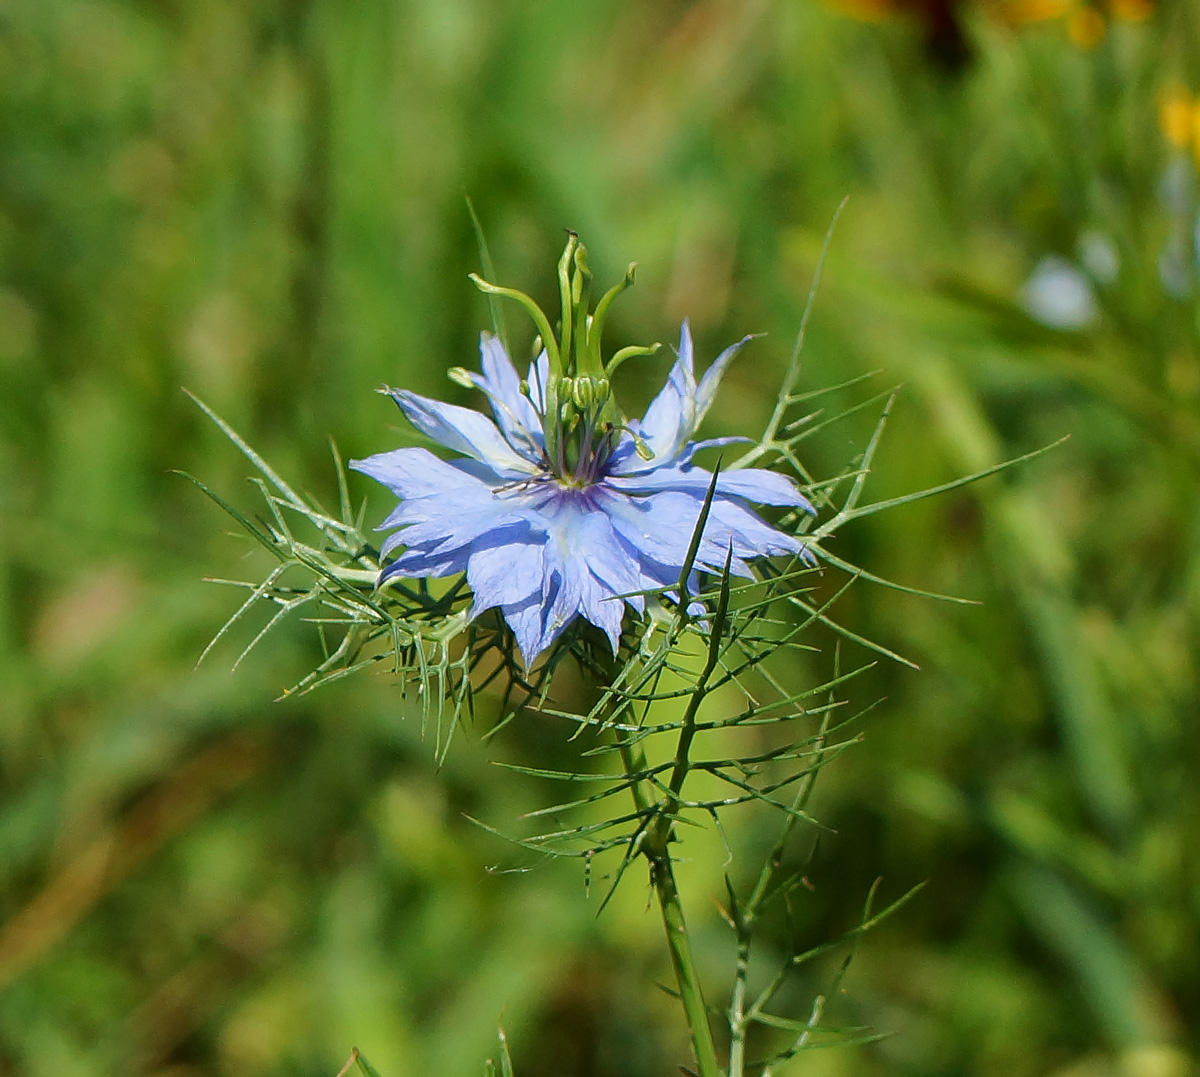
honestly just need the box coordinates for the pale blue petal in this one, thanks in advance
[626,324,753,470]
[677,317,695,376]
[444,456,515,484]
[478,334,538,425]
[389,389,537,476]
[469,333,544,461]
[694,334,753,425]
[579,569,625,653]
[635,321,697,463]
[539,558,584,655]
[704,497,802,559]
[596,488,735,575]
[374,463,493,532]
[501,595,548,667]
[380,529,408,556]
[581,520,644,613]
[570,509,640,649]
[534,499,594,652]
[675,436,751,467]
[608,464,814,510]
[493,493,643,662]
[586,488,688,566]
[503,548,581,664]
[468,536,545,617]
[382,545,469,582]
[612,434,751,475]
[634,375,687,461]
[350,447,480,498]
[388,497,542,556]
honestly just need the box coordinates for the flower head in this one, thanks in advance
[351,241,813,665]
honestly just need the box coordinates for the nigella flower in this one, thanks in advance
[351,321,813,666]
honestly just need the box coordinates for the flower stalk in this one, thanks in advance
[652,848,722,1077]
[613,725,721,1077]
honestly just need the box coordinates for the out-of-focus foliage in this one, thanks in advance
[0,1,1196,1076]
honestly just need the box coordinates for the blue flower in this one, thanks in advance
[351,322,813,665]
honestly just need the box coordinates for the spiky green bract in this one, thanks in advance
[179,391,486,762]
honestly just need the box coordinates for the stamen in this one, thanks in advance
[493,473,554,497]
[576,412,597,484]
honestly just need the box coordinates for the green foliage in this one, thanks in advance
[1,2,1198,1076]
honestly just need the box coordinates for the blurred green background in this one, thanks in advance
[1,0,1198,1074]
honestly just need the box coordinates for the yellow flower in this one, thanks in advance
[821,0,896,20]
[1067,5,1106,47]
[1158,88,1193,150]
[999,0,1154,45]
[1002,0,1071,22]
[1108,0,1153,20]
[1156,86,1200,172]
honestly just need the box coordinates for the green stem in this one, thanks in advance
[614,732,721,1077]
[650,842,722,1077]
[599,561,728,1077]
[727,929,752,1077]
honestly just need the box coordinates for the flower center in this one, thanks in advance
[541,374,617,487]
[471,232,662,487]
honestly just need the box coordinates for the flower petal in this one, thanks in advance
[694,334,754,427]
[468,534,545,617]
[704,496,802,559]
[350,446,478,499]
[501,594,550,667]
[582,521,644,612]
[621,323,755,472]
[595,488,735,576]
[388,389,537,476]
[539,556,584,653]
[579,569,625,653]
[500,545,583,665]
[675,436,751,467]
[570,509,640,649]
[381,545,469,583]
[385,493,543,556]
[634,320,696,465]
[608,464,814,511]
[467,334,544,462]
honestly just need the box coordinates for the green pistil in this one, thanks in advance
[469,232,662,478]
[542,380,615,486]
